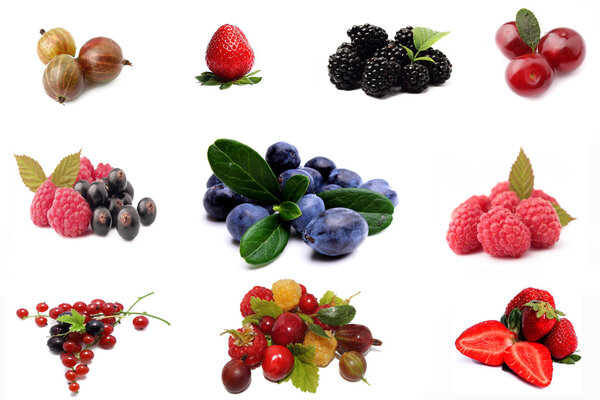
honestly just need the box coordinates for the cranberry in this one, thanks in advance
[299,293,318,314]
[496,21,532,59]
[262,345,294,381]
[506,53,554,97]
[258,316,275,334]
[222,359,251,393]
[538,27,585,72]
[271,313,306,346]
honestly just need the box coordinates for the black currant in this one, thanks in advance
[107,197,125,227]
[57,311,72,330]
[86,181,108,208]
[116,205,140,241]
[108,168,127,195]
[123,181,134,199]
[137,197,157,226]
[74,180,90,199]
[119,192,133,206]
[92,207,112,236]
[49,324,69,336]
[85,320,105,336]
[47,336,66,353]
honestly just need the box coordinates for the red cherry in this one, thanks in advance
[258,316,275,334]
[72,302,87,313]
[58,303,72,311]
[65,370,77,381]
[35,316,48,327]
[69,382,80,393]
[271,312,306,346]
[99,335,116,349]
[82,334,95,345]
[102,323,114,336]
[75,364,89,376]
[79,349,94,363]
[133,316,149,330]
[495,21,532,59]
[101,302,117,316]
[506,53,554,97]
[62,354,78,368]
[538,27,585,72]
[36,302,49,313]
[299,284,307,295]
[262,345,294,381]
[299,293,318,314]
[16,308,29,319]
[49,307,64,320]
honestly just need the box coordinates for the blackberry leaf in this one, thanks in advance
[412,27,450,53]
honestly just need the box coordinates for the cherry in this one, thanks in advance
[62,341,82,354]
[222,359,251,394]
[16,308,29,319]
[72,302,87,313]
[299,293,318,314]
[258,316,275,335]
[271,312,306,346]
[35,316,48,327]
[58,303,72,311]
[36,302,49,313]
[86,303,101,314]
[299,284,307,295]
[75,364,89,376]
[82,334,95,345]
[65,370,77,381]
[103,323,114,335]
[101,302,117,316]
[99,335,116,349]
[313,305,339,331]
[506,53,554,97]
[262,345,294,381]
[68,382,80,393]
[79,349,94,363]
[133,316,149,330]
[538,27,585,72]
[495,22,532,59]
[49,307,64,319]
[62,354,78,368]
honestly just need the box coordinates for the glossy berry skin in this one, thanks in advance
[222,359,252,394]
[78,37,131,83]
[115,302,124,312]
[119,192,133,206]
[101,302,117,316]
[108,197,125,227]
[72,302,87,313]
[262,345,294,381]
[103,323,115,335]
[69,382,80,393]
[62,354,77,368]
[90,299,105,306]
[58,303,72,311]
[50,324,69,336]
[85,320,105,336]
[203,183,245,220]
[43,55,84,103]
[538,28,585,72]
[107,168,127,195]
[116,205,141,240]
[47,336,66,352]
[291,194,325,233]
[16,308,28,319]
[327,168,362,188]
[299,294,318,314]
[271,312,306,346]
[79,349,94,363]
[86,181,109,209]
[278,169,315,193]
[335,324,382,355]
[36,302,49,313]
[305,156,337,181]
[266,142,301,176]
[99,335,117,349]
[73,180,90,200]
[35,316,48,327]
[360,179,398,206]
[495,22,532,59]
[133,316,149,330]
[225,203,270,241]
[63,341,82,354]
[506,53,554,97]
[75,364,89,375]
[91,206,112,236]
[49,307,64,320]
[82,334,95,345]
[206,24,254,82]
[304,208,368,256]
[339,351,367,382]
[258,316,275,334]
[87,303,101,314]
[65,370,77,381]
[124,181,134,199]
[137,197,157,226]
[318,184,342,193]
[66,332,83,343]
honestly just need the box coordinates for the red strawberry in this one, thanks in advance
[504,342,553,387]
[543,318,578,360]
[505,288,555,317]
[521,301,563,342]
[206,24,254,82]
[455,320,516,366]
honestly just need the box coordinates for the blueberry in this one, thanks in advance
[119,192,133,206]
[291,194,325,233]
[86,181,108,208]
[327,168,362,188]
[85,319,105,336]
[206,174,222,188]
[49,324,69,336]
[108,168,127,195]
[203,183,245,220]
[123,181,135,199]
[278,169,315,193]
[303,208,368,256]
[92,207,112,236]
[108,197,125,227]
[116,205,141,241]
[318,184,342,193]
[47,336,66,353]
[266,142,301,175]
[225,204,270,241]
[299,167,324,193]
[137,197,157,226]
[360,179,398,206]
[74,180,90,199]
[305,157,337,180]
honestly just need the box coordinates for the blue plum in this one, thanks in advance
[278,169,315,193]
[203,183,245,220]
[226,204,270,241]
[266,142,301,175]
[360,179,398,206]
[327,168,362,188]
[303,208,368,256]
[304,156,337,180]
[318,184,342,193]
[291,194,325,233]
[299,167,324,193]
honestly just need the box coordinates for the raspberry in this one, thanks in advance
[272,279,302,312]
[505,287,555,317]
[490,190,520,212]
[490,181,509,200]
[47,188,92,237]
[94,162,113,180]
[515,198,561,248]
[531,189,559,206]
[30,180,57,227]
[226,325,267,367]
[75,156,95,183]
[239,286,273,317]
[452,195,490,218]
[447,203,483,254]
[477,207,531,258]
[303,329,337,367]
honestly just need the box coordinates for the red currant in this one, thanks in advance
[62,354,78,368]
[81,312,92,323]
[69,382,80,393]
[258,316,275,334]
[115,302,124,312]
[73,302,87,313]
[506,53,554,97]
[58,303,72,311]
[101,302,117,316]
[49,307,64,320]
[133,316,149,330]
[66,332,83,343]
[75,364,89,376]
[35,316,48,327]
[79,349,94,363]
[102,323,114,336]
[299,293,318,314]
[102,317,117,325]
[65,370,77,381]
[82,334,95,345]
[86,303,101,315]
[262,345,294,381]
[538,27,585,72]
[62,341,82,354]
[495,21,532,59]
[90,299,105,306]
[99,335,116,349]
[16,308,29,319]
[36,302,49,313]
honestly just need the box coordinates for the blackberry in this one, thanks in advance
[347,24,388,59]
[399,63,430,93]
[361,57,395,97]
[419,48,452,84]
[328,44,365,90]
[394,26,415,51]
[373,41,409,84]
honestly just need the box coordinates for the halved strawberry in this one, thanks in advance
[504,342,553,387]
[455,320,516,366]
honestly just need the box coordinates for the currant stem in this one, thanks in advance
[102,311,171,326]
[115,292,154,325]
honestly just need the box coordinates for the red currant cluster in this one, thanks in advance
[16,292,169,393]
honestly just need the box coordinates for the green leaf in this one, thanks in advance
[239,214,290,265]
[56,309,85,328]
[318,291,344,306]
[401,45,414,60]
[413,56,435,63]
[219,82,233,90]
[14,154,46,192]
[507,308,522,336]
[195,72,214,83]
[247,70,261,77]
[298,313,314,325]
[308,323,330,338]
[207,139,282,203]
[202,78,221,86]
[234,77,253,85]
[283,344,319,393]
[318,188,394,235]
[508,148,534,200]
[242,298,283,325]
[412,27,450,53]
[516,8,540,51]
[274,201,302,221]
[316,305,356,326]
[248,77,262,84]
[51,150,81,188]
[555,353,581,364]
[552,204,575,227]
[282,174,309,202]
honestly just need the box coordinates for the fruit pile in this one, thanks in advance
[446,149,574,258]
[38,27,131,103]
[204,139,397,265]
[496,9,585,97]
[16,292,170,393]
[456,288,580,388]
[328,24,452,97]
[15,151,156,240]
[221,279,382,393]
[196,24,262,89]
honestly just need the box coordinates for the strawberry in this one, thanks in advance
[505,287,555,317]
[455,320,516,366]
[504,342,553,387]
[205,24,255,82]
[521,301,563,342]
[543,318,578,360]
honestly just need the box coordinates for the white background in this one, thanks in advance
[0,0,598,399]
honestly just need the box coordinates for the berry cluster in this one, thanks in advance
[456,288,580,388]
[496,9,585,97]
[446,149,574,258]
[221,279,382,393]
[16,292,170,393]
[15,151,156,241]
[328,24,452,97]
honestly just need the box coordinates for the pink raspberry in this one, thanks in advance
[47,188,91,238]
[515,198,561,248]
[240,286,273,317]
[94,163,113,180]
[490,190,520,212]
[452,195,490,218]
[447,203,483,254]
[531,189,559,206]
[477,207,531,258]
[30,180,57,227]
[75,157,95,183]
[490,181,509,200]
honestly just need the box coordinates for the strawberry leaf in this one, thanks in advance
[51,150,81,188]
[196,70,262,88]
[552,204,575,227]
[219,82,233,90]
[509,148,534,200]
[14,154,46,192]
[281,344,319,393]
[555,352,581,364]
